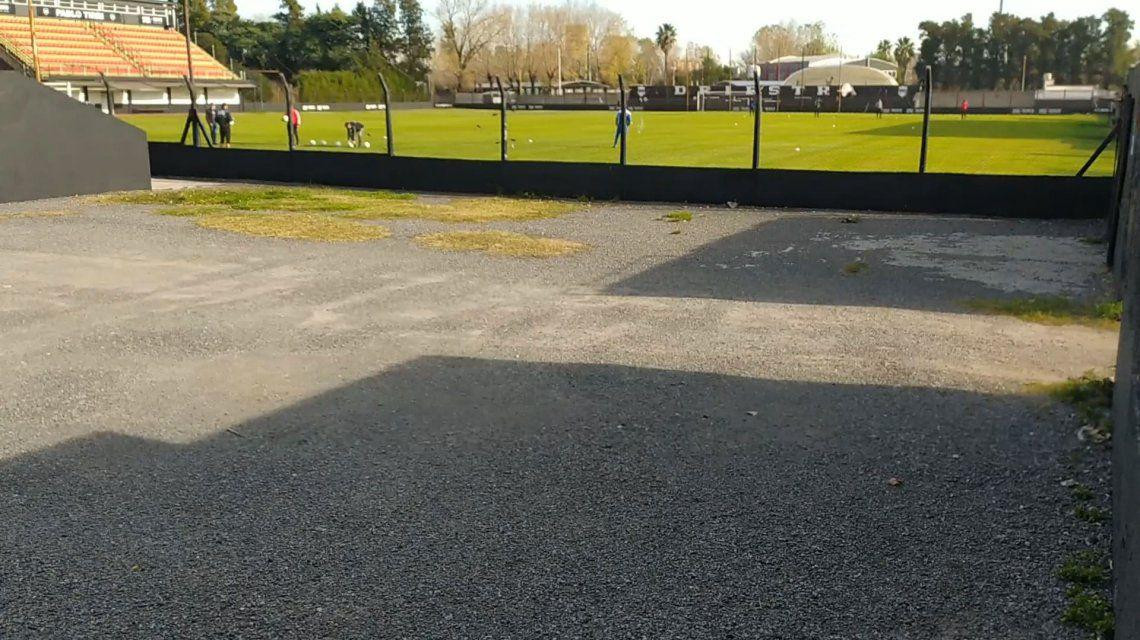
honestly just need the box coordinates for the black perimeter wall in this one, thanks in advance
[0,72,150,203]
[149,142,1110,219]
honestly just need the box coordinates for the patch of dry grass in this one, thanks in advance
[341,196,577,223]
[415,230,588,258]
[0,210,76,220]
[195,213,389,242]
[101,187,580,223]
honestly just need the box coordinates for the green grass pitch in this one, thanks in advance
[122,109,1116,176]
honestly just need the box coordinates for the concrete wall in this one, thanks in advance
[0,71,150,203]
[148,142,1110,219]
[1113,66,1140,640]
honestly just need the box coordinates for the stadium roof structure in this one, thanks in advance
[766,54,895,74]
[766,54,834,64]
[783,65,898,87]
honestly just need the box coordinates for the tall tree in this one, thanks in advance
[398,0,433,80]
[892,37,915,84]
[1100,8,1134,86]
[872,39,894,61]
[655,23,677,84]
[749,21,838,61]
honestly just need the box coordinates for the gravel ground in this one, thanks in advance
[0,184,1119,639]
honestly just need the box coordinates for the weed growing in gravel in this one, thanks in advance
[1079,236,1106,245]
[415,231,587,258]
[965,296,1121,329]
[1074,504,1110,524]
[1058,551,1110,587]
[1070,483,1095,501]
[663,211,693,222]
[1061,585,1114,638]
[842,261,869,275]
[1027,372,1114,442]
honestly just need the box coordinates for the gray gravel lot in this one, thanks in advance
[0,185,1118,638]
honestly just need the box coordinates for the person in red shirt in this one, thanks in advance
[289,107,301,147]
[960,99,969,120]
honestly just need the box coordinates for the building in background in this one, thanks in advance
[755,55,897,83]
[0,0,251,111]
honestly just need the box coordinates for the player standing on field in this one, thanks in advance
[215,104,234,147]
[960,99,969,119]
[612,107,632,148]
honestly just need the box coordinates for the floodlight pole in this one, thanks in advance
[178,0,202,146]
[98,72,114,115]
[378,72,394,155]
[180,0,196,86]
[178,74,212,147]
[495,76,507,161]
[26,0,41,81]
[618,74,628,165]
[919,65,932,174]
[752,69,762,170]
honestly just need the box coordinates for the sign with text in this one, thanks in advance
[37,5,125,22]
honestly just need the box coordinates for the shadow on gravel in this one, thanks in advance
[1,357,1077,639]
[608,215,1101,313]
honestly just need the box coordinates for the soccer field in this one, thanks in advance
[122,109,1116,176]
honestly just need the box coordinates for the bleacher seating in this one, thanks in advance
[0,14,138,76]
[94,22,233,79]
[0,14,233,80]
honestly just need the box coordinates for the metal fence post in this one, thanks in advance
[752,70,761,170]
[495,76,507,161]
[618,75,627,165]
[98,72,114,116]
[1107,91,1136,265]
[378,72,394,155]
[919,66,932,173]
[283,79,295,152]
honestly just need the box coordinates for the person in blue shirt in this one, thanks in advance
[612,107,632,148]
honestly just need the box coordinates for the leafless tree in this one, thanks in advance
[435,0,504,90]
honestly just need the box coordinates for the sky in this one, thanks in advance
[233,0,1132,60]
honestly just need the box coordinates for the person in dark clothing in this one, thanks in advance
[215,104,234,147]
[205,104,218,145]
[813,96,822,117]
[874,97,884,119]
[344,121,365,147]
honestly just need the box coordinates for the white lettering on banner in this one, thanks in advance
[673,86,686,96]
[0,3,12,14]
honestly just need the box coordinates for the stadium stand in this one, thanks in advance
[0,0,250,110]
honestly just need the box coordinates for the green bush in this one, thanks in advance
[296,69,425,103]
